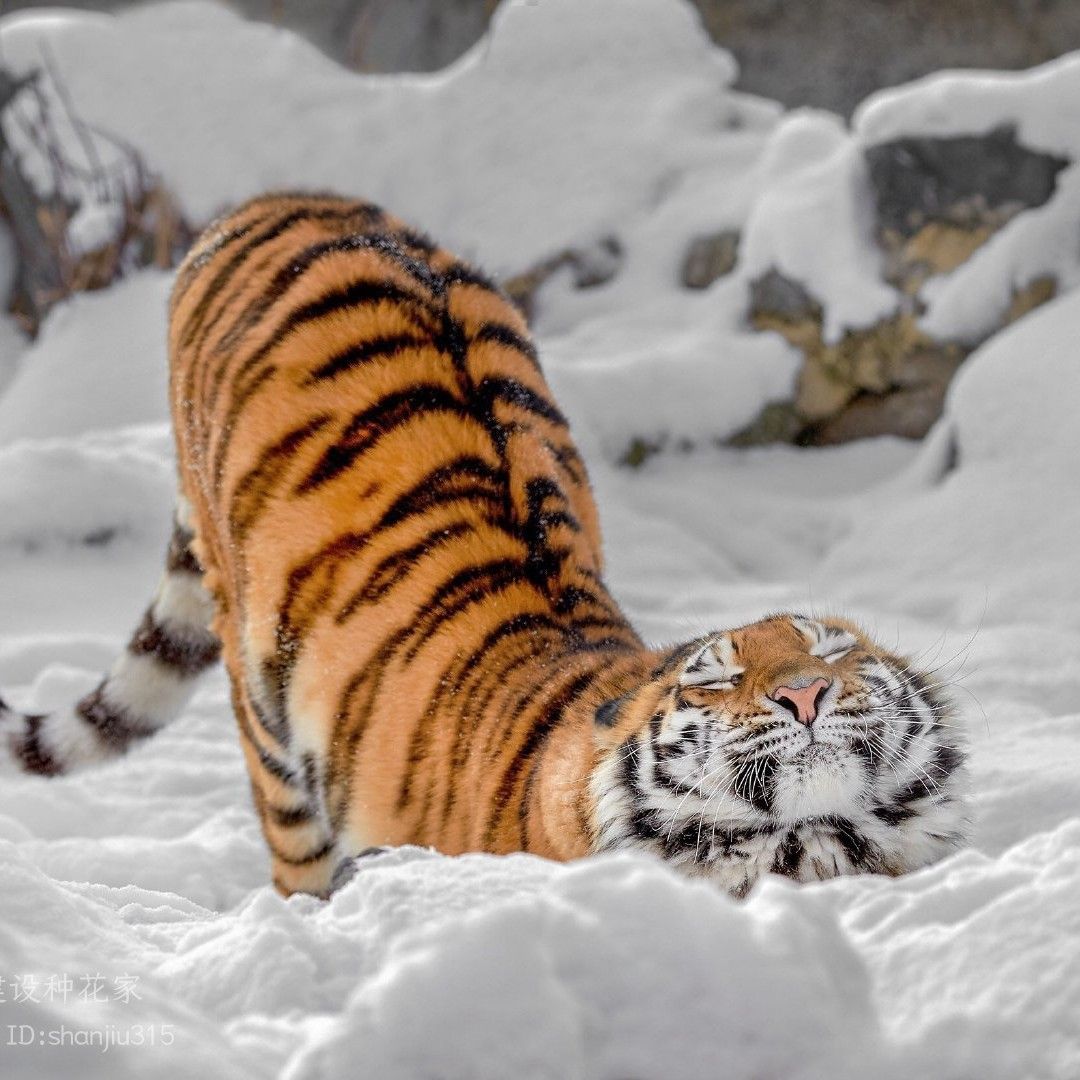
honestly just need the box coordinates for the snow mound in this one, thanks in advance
[854,52,1080,155]
[738,129,896,341]
[0,273,172,444]
[0,0,754,275]
[814,288,1080,629]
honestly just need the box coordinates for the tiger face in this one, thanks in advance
[591,615,968,896]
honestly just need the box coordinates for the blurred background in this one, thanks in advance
[4,0,1080,114]
[1,0,1077,452]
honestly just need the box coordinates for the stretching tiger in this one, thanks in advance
[0,192,968,898]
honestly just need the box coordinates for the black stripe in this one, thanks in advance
[394,226,437,255]
[872,803,917,825]
[210,364,282,490]
[248,676,293,749]
[894,742,965,805]
[325,560,534,821]
[208,278,439,429]
[378,455,505,531]
[522,476,582,587]
[172,209,278,307]
[229,681,302,789]
[483,667,600,847]
[477,376,567,427]
[211,234,439,368]
[712,825,769,856]
[267,803,316,828]
[405,613,569,817]
[271,455,504,660]
[772,830,804,877]
[76,686,153,751]
[305,333,431,384]
[446,614,573,747]
[650,642,700,680]
[544,438,586,484]
[823,816,882,872]
[252,739,299,786]
[443,261,501,293]
[334,590,578,827]
[336,520,476,619]
[228,414,335,536]
[472,321,541,370]
[165,522,204,576]
[128,610,221,676]
[268,836,336,867]
[731,753,779,814]
[182,203,379,351]
[295,385,472,493]
[400,558,529,663]
[14,713,62,776]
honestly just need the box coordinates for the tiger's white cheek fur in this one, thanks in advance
[656,703,708,749]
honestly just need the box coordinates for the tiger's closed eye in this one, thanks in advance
[793,619,858,664]
[818,645,855,664]
[694,672,742,690]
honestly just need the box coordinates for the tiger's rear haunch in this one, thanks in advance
[0,193,969,898]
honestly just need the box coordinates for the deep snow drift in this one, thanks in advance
[1,3,1079,1079]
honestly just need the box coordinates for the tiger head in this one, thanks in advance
[590,615,968,896]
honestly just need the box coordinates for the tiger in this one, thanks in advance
[0,192,968,899]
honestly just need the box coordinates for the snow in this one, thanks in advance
[0,0,791,450]
[853,51,1080,155]
[0,0,765,276]
[0,315,28,399]
[739,129,898,341]
[917,164,1080,343]
[0,272,172,444]
[64,199,126,259]
[1,2,1079,1079]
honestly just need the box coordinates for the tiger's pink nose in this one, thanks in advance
[772,678,831,725]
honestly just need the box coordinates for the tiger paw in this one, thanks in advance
[327,846,393,895]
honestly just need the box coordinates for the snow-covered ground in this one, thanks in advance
[1,2,1079,1078]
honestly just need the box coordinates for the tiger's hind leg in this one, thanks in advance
[0,498,221,775]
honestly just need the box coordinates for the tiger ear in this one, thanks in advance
[592,693,637,747]
[594,697,624,729]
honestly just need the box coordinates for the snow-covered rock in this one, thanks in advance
[731,52,1080,442]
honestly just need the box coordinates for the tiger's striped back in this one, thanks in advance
[169,193,652,894]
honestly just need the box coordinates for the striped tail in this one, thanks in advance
[0,500,221,775]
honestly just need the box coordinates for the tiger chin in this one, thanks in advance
[0,192,968,900]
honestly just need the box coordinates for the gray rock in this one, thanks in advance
[865,124,1069,237]
[681,229,740,289]
[571,236,623,290]
[748,269,821,323]
[502,236,622,321]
